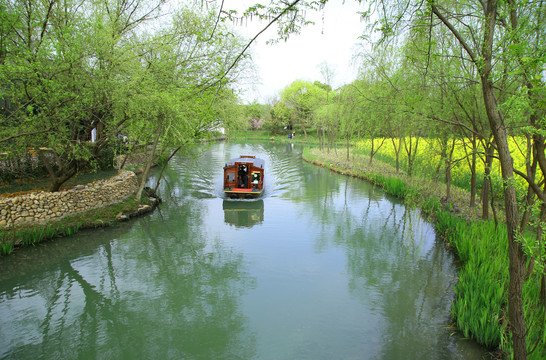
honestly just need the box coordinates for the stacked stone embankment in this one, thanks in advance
[0,170,138,227]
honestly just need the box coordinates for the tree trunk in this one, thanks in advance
[369,137,385,165]
[300,124,308,143]
[445,138,456,201]
[482,78,527,359]
[404,135,419,177]
[370,138,375,165]
[37,149,78,192]
[153,146,182,195]
[346,132,350,161]
[481,5,526,354]
[435,135,448,182]
[470,135,477,208]
[482,142,494,220]
[135,126,161,203]
[320,128,326,151]
[405,136,413,176]
[48,167,77,192]
[519,136,537,232]
[392,137,401,173]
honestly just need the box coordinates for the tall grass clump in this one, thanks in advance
[19,225,58,246]
[0,239,14,255]
[302,147,318,163]
[437,212,546,358]
[421,195,442,214]
[0,223,82,250]
[437,211,508,348]
[521,277,546,359]
[382,177,407,198]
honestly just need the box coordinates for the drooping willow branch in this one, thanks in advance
[183,0,305,100]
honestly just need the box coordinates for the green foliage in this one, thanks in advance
[436,213,508,348]
[421,195,442,214]
[0,239,14,255]
[279,79,327,128]
[1,0,247,191]
[436,212,546,358]
[0,222,83,249]
[382,176,407,198]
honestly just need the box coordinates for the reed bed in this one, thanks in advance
[0,222,83,255]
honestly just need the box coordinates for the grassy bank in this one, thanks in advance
[303,147,545,359]
[0,193,157,256]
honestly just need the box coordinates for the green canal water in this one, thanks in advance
[0,141,486,359]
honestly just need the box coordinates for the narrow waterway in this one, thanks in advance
[0,141,486,359]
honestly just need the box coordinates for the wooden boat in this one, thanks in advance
[223,155,265,198]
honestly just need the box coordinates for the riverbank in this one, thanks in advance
[302,147,545,360]
[302,148,483,221]
[0,183,160,256]
[0,151,165,255]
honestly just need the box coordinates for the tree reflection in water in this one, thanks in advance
[0,184,256,359]
[306,175,469,359]
[0,142,485,359]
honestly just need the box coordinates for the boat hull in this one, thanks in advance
[223,188,264,199]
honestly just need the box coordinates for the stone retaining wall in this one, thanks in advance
[115,153,151,169]
[0,170,138,227]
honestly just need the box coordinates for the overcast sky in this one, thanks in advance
[230,0,369,103]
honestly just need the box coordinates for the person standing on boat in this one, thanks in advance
[239,165,248,188]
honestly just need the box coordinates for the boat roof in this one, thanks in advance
[225,155,265,169]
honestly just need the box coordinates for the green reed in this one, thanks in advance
[0,222,84,254]
[437,212,508,347]
[0,239,14,255]
[436,211,546,359]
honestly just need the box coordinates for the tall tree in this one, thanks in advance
[366,1,546,357]
[279,79,326,140]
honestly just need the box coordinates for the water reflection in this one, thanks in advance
[0,192,256,359]
[309,175,470,358]
[0,141,485,360]
[223,200,264,228]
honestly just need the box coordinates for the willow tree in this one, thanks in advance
[0,0,248,196]
[0,0,167,191]
[113,5,249,202]
[363,0,546,357]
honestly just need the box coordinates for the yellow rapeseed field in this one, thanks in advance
[355,137,537,198]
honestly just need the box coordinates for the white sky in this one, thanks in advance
[229,0,369,103]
